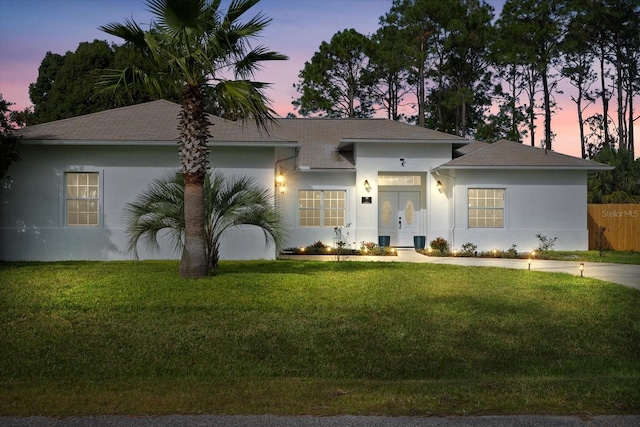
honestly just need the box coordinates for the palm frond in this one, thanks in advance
[123,170,184,258]
[125,170,285,271]
[225,0,261,25]
[234,46,288,79]
[204,171,285,270]
[213,80,278,127]
[99,19,147,47]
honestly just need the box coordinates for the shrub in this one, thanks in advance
[536,234,558,252]
[506,244,518,258]
[430,237,449,253]
[461,242,477,255]
[360,241,377,251]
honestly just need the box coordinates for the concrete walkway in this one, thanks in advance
[281,251,640,290]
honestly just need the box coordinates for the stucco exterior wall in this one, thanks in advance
[354,142,453,246]
[276,170,357,250]
[449,169,589,252]
[0,145,279,261]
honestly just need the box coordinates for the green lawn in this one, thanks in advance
[536,250,640,264]
[1,260,639,416]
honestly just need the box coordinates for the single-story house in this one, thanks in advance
[0,100,612,261]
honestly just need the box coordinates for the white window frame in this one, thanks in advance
[65,171,101,227]
[298,189,347,228]
[468,188,505,228]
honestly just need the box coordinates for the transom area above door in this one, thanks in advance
[378,174,422,186]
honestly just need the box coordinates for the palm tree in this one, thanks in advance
[125,170,286,273]
[99,0,287,277]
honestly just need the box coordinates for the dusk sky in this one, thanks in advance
[0,0,634,158]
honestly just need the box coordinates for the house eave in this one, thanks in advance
[296,167,356,173]
[210,141,300,148]
[22,139,300,148]
[337,138,468,151]
[434,165,615,171]
[22,139,176,146]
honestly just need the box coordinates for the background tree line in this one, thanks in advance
[293,0,639,161]
[5,0,639,202]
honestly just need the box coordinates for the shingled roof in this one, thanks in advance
[18,100,295,146]
[18,100,469,170]
[17,101,609,172]
[268,118,468,170]
[438,139,613,170]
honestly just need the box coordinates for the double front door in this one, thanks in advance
[378,191,421,246]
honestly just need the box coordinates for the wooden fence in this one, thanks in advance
[587,204,640,251]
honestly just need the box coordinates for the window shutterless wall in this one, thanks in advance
[278,171,356,249]
[451,169,589,251]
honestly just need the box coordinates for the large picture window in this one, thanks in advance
[66,172,99,226]
[468,188,504,228]
[299,190,346,227]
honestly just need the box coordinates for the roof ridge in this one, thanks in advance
[344,120,399,139]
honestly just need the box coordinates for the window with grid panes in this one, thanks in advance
[66,172,99,226]
[298,190,345,227]
[468,188,504,228]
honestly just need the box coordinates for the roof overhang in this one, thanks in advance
[22,139,300,148]
[296,167,356,173]
[434,165,615,171]
[336,138,469,151]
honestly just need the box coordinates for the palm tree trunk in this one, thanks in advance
[179,84,210,278]
[180,173,208,277]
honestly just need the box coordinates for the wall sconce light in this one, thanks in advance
[364,179,371,192]
[400,158,405,167]
[436,180,443,192]
[579,262,584,277]
[275,170,285,194]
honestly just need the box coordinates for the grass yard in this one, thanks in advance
[1,260,639,416]
[536,250,640,264]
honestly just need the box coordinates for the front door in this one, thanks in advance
[378,191,421,246]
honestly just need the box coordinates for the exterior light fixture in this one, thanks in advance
[400,158,405,167]
[275,170,285,194]
[364,179,372,192]
[579,262,584,277]
[436,180,443,192]
[528,258,532,270]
